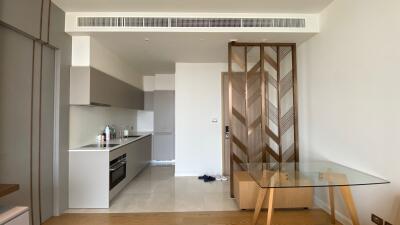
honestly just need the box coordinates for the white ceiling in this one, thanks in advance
[89,32,315,74]
[55,0,331,74]
[52,0,333,14]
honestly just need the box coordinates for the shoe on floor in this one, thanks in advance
[198,174,208,180]
[204,176,216,182]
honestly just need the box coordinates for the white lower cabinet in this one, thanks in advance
[69,135,152,208]
[109,136,152,200]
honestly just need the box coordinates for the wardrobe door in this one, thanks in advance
[0,0,43,39]
[0,26,34,209]
[40,45,55,223]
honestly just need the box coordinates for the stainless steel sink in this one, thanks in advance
[82,143,120,148]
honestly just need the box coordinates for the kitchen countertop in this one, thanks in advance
[69,132,152,152]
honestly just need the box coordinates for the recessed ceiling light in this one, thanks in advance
[144,38,150,42]
[199,38,205,41]
[262,38,269,42]
[229,39,238,42]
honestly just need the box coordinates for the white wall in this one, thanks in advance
[69,106,137,148]
[143,75,155,92]
[154,74,175,91]
[298,0,400,224]
[175,63,226,176]
[71,36,90,66]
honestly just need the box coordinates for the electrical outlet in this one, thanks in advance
[384,221,393,225]
[371,214,384,225]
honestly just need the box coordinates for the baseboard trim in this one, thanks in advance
[150,160,175,166]
[314,197,352,225]
[174,172,200,177]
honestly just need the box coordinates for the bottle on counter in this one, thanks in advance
[96,134,102,142]
[101,130,106,142]
[105,125,111,141]
[123,126,129,138]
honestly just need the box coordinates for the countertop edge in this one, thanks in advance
[0,206,29,224]
[69,133,152,152]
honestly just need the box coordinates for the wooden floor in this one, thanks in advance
[43,209,342,225]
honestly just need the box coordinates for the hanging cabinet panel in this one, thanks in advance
[70,66,144,110]
[90,67,144,109]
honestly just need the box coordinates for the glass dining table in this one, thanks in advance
[242,161,390,225]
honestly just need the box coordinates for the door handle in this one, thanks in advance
[224,126,230,139]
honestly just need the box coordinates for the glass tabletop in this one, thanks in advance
[242,161,390,188]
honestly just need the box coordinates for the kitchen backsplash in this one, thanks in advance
[69,106,153,149]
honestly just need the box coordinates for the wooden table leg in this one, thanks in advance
[252,188,267,225]
[266,188,275,225]
[328,186,336,224]
[339,186,360,225]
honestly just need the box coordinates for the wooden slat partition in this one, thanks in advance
[228,42,299,197]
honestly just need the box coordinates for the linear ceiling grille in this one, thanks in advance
[77,17,306,28]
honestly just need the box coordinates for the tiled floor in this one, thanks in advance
[67,165,239,213]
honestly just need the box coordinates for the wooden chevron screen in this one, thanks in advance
[228,42,299,196]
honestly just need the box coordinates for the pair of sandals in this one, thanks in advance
[198,175,216,182]
[198,175,229,182]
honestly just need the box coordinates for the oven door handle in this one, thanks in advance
[110,161,126,172]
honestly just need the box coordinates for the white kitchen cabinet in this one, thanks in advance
[69,134,152,208]
[109,135,152,199]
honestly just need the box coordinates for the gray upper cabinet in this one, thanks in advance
[0,0,43,39]
[70,67,144,109]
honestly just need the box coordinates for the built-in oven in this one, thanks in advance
[109,154,127,190]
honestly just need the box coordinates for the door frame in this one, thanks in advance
[221,72,230,176]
